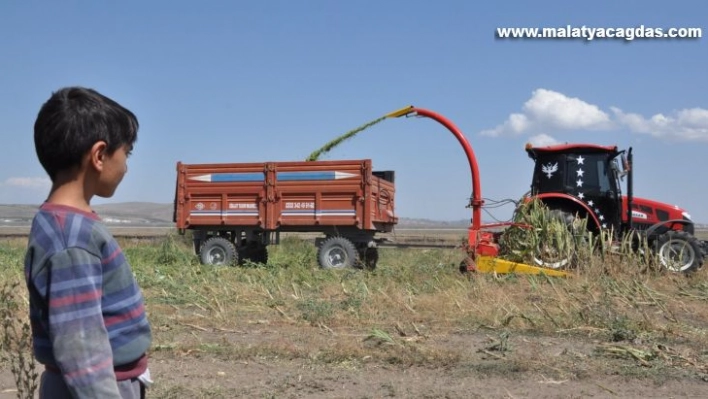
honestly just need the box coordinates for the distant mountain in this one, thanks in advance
[0,204,41,220]
[395,217,470,229]
[92,202,174,225]
[0,202,174,226]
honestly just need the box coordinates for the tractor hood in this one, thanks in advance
[622,195,692,226]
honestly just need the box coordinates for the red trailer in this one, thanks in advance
[174,159,397,269]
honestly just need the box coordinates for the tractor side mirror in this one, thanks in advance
[618,154,630,180]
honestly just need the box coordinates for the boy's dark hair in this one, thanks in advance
[34,87,139,181]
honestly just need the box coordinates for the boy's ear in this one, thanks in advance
[89,141,108,172]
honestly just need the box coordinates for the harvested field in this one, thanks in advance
[1,230,708,398]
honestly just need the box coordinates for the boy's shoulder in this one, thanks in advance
[29,203,114,254]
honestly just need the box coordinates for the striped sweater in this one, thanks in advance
[25,203,152,398]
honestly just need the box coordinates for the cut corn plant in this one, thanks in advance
[499,198,663,273]
[499,199,589,269]
[306,116,387,161]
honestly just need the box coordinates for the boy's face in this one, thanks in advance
[96,144,132,198]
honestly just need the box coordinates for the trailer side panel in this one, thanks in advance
[175,159,396,233]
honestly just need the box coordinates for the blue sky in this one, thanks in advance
[1,1,706,222]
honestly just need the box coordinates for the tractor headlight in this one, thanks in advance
[682,211,692,221]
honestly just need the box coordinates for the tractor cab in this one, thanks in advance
[526,142,695,239]
[526,143,626,234]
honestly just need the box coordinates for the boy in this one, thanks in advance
[25,87,152,398]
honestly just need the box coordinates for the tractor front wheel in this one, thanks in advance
[654,231,704,273]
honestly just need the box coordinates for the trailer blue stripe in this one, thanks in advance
[205,171,348,182]
[277,171,337,181]
[211,173,264,182]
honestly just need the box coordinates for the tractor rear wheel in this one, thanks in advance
[654,231,703,273]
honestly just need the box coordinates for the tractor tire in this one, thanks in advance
[317,236,359,269]
[532,210,576,269]
[654,231,704,273]
[200,236,238,266]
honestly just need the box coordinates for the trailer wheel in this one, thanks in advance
[200,237,238,266]
[654,231,703,273]
[318,237,359,269]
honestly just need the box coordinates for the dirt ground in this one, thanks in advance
[3,324,707,399]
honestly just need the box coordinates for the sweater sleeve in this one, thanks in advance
[46,247,122,399]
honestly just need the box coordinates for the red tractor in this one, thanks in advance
[526,143,704,272]
[385,106,705,274]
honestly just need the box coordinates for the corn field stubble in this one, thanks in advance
[1,233,708,397]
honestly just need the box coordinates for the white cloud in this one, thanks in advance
[480,113,529,137]
[527,134,560,147]
[481,89,611,137]
[524,89,611,130]
[482,88,708,142]
[2,177,51,189]
[611,107,708,141]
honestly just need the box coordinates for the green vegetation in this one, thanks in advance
[499,198,663,272]
[499,198,585,265]
[305,116,387,161]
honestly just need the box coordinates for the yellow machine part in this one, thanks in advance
[475,256,571,277]
[384,105,415,118]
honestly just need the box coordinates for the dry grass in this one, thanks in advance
[140,236,708,372]
[0,280,38,399]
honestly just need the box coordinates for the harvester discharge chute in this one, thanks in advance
[385,106,571,277]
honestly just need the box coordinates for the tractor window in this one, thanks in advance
[597,161,610,192]
[566,154,613,194]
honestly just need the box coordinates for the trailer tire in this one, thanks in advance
[654,231,703,273]
[200,237,238,266]
[318,237,359,269]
